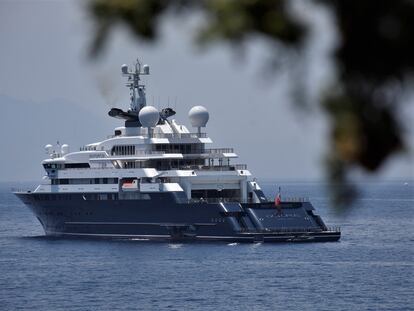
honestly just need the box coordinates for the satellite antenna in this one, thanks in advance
[189,106,209,135]
[108,58,151,127]
[108,59,176,130]
[139,106,159,138]
[121,59,150,112]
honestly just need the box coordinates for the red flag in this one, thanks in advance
[275,193,281,206]
[275,186,282,206]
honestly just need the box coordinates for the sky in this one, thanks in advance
[0,0,412,182]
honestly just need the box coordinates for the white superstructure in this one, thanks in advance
[38,59,261,204]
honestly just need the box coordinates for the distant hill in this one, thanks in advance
[0,95,118,181]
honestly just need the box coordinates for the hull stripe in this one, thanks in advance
[65,221,215,226]
[57,232,339,241]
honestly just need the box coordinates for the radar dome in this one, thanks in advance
[139,106,159,128]
[121,64,128,74]
[61,144,69,155]
[189,106,209,127]
[143,64,150,74]
[45,144,53,154]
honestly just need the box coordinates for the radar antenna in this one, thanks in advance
[108,59,175,128]
[121,59,150,112]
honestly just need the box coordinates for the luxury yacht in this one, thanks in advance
[15,59,340,242]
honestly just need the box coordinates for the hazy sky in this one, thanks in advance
[0,0,412,182]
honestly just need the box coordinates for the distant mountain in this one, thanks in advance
[0,94,118,182]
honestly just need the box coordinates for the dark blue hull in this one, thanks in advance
[15,192,340,243]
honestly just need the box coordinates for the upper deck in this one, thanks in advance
[37,59,252,204]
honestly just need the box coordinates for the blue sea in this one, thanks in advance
[0,181,413,311]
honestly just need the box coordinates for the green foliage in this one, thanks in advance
[89,0,171,54]
[88,0,412,208]
[195,0,303,45]
[89,0,304,52]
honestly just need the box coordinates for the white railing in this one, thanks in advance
[106,132,207,139]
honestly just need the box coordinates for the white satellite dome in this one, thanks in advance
[121,64,129,74]
[143,64,150,74]
[61,144,69,155]
[189,106,209,128]
[139,106,159,128]
[45,144,53,154]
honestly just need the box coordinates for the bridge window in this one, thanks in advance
[111,145,136,156]
[65,163,90,168]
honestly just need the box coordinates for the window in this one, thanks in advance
[97,194,108,200]
[52,178,118,185]
[111,145,136,156]
[65,163,90,168]
[43,164,63,170]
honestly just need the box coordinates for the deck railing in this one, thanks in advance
[106,133,207,139]
[79,147,234,156]
[205,148,234,154]
[152,132,207,139]
[106,132,208,139]
[182,197,253,204]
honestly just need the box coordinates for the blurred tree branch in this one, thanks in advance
[88,0,412,208]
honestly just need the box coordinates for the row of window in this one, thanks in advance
[192,189,240,199]
[86,193,118,200]
[51,178,119,185]
[44,163,90,169]
[111,145,136,156]
[111,144,204,156]
[146,159,204,170]
[154,144,203,154]
[114,159,204,170]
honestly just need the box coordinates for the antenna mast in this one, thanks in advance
[121,59,150,113]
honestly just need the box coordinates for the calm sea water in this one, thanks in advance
[0,181,413,311]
